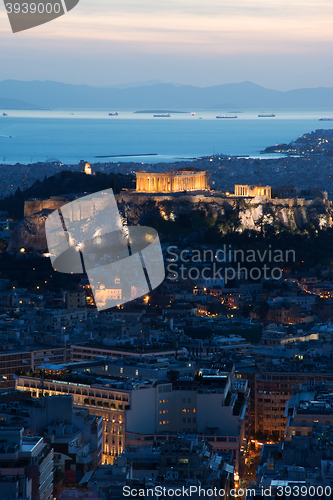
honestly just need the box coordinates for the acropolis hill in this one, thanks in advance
[10,180,333,252]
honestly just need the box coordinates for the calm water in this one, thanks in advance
[0,109,332,164]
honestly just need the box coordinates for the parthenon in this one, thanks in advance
[136,168,208,193]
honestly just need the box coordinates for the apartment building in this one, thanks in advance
[15,363,249,472]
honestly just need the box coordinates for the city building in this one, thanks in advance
[0,394,103,486]
[0,428,53,500]
[15,361,249,472]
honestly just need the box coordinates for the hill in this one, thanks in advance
[0,170,135,219]
[0,96,44,110]
[0,80,332,109]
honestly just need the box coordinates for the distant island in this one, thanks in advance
[134,110,188,114]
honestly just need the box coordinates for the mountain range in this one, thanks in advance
[0,80,332,110]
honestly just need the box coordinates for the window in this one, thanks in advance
[120,367,123,374]
[188,418,191,423]
[187,398,191,403]
[135,370,139,376]
[182,418,186,423]
[182,398,186,403]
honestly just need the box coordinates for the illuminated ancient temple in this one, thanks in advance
[136,168,208,193]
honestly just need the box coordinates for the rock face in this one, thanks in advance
[117,195,333,232]
[8,209,52,252]
[8,196,333,252]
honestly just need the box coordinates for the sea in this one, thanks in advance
[0,109,332,165]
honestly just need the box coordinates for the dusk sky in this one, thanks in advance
[0,0,332,90]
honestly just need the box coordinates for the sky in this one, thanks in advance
[0,0,332,90]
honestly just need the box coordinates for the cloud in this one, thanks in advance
[0,0,332,89]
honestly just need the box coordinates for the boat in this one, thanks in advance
[109,112,119,116]
[153,113,170,117]
[191,112,195,116]
[2,113,8,116]
[319,118,333,121]
[216,114,237,119]
[258,113,275,117]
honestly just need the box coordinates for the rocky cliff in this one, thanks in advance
[8,196,333,252]
[8,209,51,252]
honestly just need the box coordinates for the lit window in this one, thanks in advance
[120,368,123,374]
[135,370,139,376]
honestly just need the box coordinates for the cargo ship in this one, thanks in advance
[216,114,237,119]
[258,113,275,117]
[319,118,333,121]
[153,113,170,117]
